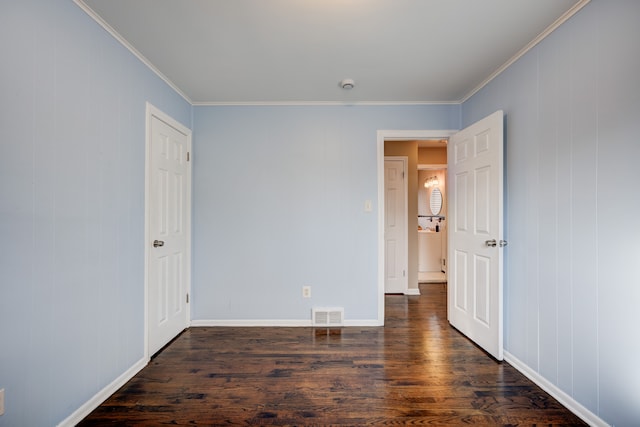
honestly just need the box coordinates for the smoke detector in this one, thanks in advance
[340,78,355,90]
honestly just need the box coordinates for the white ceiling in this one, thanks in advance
[77,0,587,105]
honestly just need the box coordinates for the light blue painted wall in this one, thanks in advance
[12,0,638,425]
[192,105,459,321]
[0,1,191,426]
[462,1,640,425]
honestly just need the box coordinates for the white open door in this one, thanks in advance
[146,104,191,357]
[448,110,504,360]
[384,157,408,294]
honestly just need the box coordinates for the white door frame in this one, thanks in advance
[144,102,192,360]
[377,130,456,325]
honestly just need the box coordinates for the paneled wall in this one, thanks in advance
[191,105,459,321]
[0,1,191,426]
[462,1,640,425]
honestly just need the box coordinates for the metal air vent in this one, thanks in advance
[312,307,344,326]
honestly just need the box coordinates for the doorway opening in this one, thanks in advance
[377,130,455,324]
[379,111,504,358]
[417,163,447,284]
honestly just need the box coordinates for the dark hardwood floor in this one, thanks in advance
[79,283,586,426]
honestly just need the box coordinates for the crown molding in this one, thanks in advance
[191,100,461,107]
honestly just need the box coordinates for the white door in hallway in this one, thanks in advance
[448,110,504,360]
[384,158,408,294]
[147,105,191,356]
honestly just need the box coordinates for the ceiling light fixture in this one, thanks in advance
[340,78,355,90]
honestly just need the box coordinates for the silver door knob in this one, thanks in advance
[153,240,164,248]
[499,240,508,247]
[485,239,497,247]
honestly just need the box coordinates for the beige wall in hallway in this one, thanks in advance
[418,147,447,164]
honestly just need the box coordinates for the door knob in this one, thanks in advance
[153,240,165,248]
[499,240,508,247]
[485,239,497,247]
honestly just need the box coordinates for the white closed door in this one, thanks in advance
[147,108,191,356]
[448,110,504,360]
[384,158,408,293]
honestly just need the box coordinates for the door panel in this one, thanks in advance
[454,172,469,232]
[454,250,468,311]
[475,167,491,233]
[448,110,504,360]
[474,254,491,325]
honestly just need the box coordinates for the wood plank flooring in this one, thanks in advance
[79,283,586,426]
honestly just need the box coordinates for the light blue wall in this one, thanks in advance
[0,1,191,426]
[192,105,459,322]
[462,1,640,425]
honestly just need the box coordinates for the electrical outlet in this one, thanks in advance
[0,388,5,416]
[302,286,311,298]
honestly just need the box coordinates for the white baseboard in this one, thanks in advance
[405,288,421,295]
[344,319,382,326]
[191,319,312,327]
[57,357,148,427]
[191,319,383,327]
[504,351,609,427]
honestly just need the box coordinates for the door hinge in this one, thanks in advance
[187,151,190,162]
[186,293,189,304]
